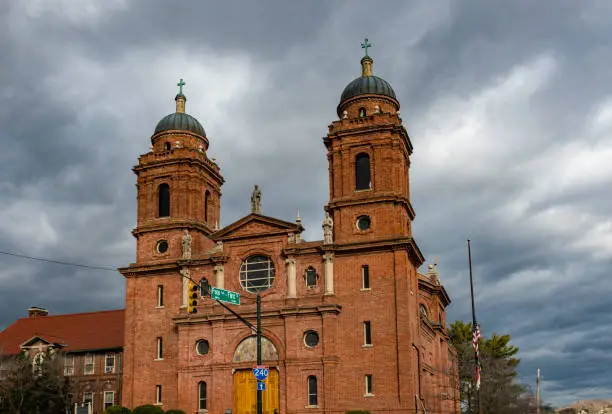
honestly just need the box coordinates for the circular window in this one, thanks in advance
[156,240,168,254]
[239,255,275,293]
[196,339,210,355]
[304,330,319,348]
[356,216,371,231]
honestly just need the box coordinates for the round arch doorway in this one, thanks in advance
[232,336,280,414]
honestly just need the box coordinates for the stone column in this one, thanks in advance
[285,258,297,298]
[323,253,334,295]
[180,268,189,308]
[214,265,225,289]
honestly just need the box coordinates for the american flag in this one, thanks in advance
[473,322,481,390]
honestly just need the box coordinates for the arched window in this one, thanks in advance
[164,142,171,151]
[158,183,170,217]
[204,190,211,222]
[307,375,317,406]
[198,381,207,410]
[359,107,366,118]
[355,153,371,190]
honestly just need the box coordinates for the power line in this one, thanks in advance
[0,250,117,272]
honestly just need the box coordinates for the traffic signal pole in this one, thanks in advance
[180,272,263,414]
[257,293,262,414]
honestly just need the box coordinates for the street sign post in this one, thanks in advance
[257,381,266,391]
[211,287,241,305]
[252,366,269,381]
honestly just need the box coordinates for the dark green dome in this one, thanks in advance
[340,75,396,104]
[154,112,206,136]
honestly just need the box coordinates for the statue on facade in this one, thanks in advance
[251,185,262,214]
[211,240,223,253]
[322,211,334,245]
[182,230,192,259]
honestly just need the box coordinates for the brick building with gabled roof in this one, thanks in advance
[0,307,124,414]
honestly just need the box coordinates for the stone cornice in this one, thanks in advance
[418,278,452,307]
[119,261,180,277]
[132,219,214,238]
[325,115,413,155]
[173,303,342,326]
[134,148,224,185]
[327,193,416,221]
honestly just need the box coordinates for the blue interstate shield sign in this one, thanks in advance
[252,366,269,381]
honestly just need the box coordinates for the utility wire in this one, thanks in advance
[0,250,117,272]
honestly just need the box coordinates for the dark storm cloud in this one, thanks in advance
[0,0,610,407]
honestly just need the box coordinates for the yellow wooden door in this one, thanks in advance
[233,369,279,414]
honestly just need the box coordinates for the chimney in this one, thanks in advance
[28,307,49,318]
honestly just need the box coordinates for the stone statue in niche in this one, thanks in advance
[322,211,334,245]
[182,230,192,259]
[211,240,223,252]
[251,185,262,214]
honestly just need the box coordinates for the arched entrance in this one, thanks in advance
[232,336,280,414]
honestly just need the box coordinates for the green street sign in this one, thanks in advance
[211,287,241,305]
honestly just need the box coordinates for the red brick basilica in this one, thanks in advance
[118,46,459,414]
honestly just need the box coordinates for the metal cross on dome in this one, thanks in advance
[177,78,186,94]
[361,38,372,57]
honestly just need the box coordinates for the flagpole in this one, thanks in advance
[468,239,482,414]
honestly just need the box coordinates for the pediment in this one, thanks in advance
[20,336,52,349]
[213,213,303,241]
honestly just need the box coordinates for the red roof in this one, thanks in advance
[0,309,124,355]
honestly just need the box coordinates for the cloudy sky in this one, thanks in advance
[1,0,611,407]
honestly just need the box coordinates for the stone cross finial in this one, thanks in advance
[177,78,186,95]
[361,38,372,57]
[251,185,262,214]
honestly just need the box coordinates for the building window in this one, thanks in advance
[158,183,170,217]
[198,381,207,410]
[307,375,318,406]
[164,142,171,151]
[156,385,162,404]
[356,215,371,231]
[200,277,210,297]
[204,190,211,223]
[83,392,93,405]
[355,153,371,190]
[304,331,319,348]
[156,240,168,254]
[104,391,114,410]
[239,255,275,294]
[105,353,115,374]
[157,285,164,307]
[63,354,74,376]
[365,374,373,395]
[305,267,317,288]
[84,354,94,375]
[196,339,210,355]
[364,321,372,346]
[362,265,370,289]
[156,337,163,360]
[358,107,366,118]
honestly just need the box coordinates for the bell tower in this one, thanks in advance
[132,79,224,263]
[324,42,415,244]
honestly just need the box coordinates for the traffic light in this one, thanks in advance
[188,280,199,314]
[200,278,210,297]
